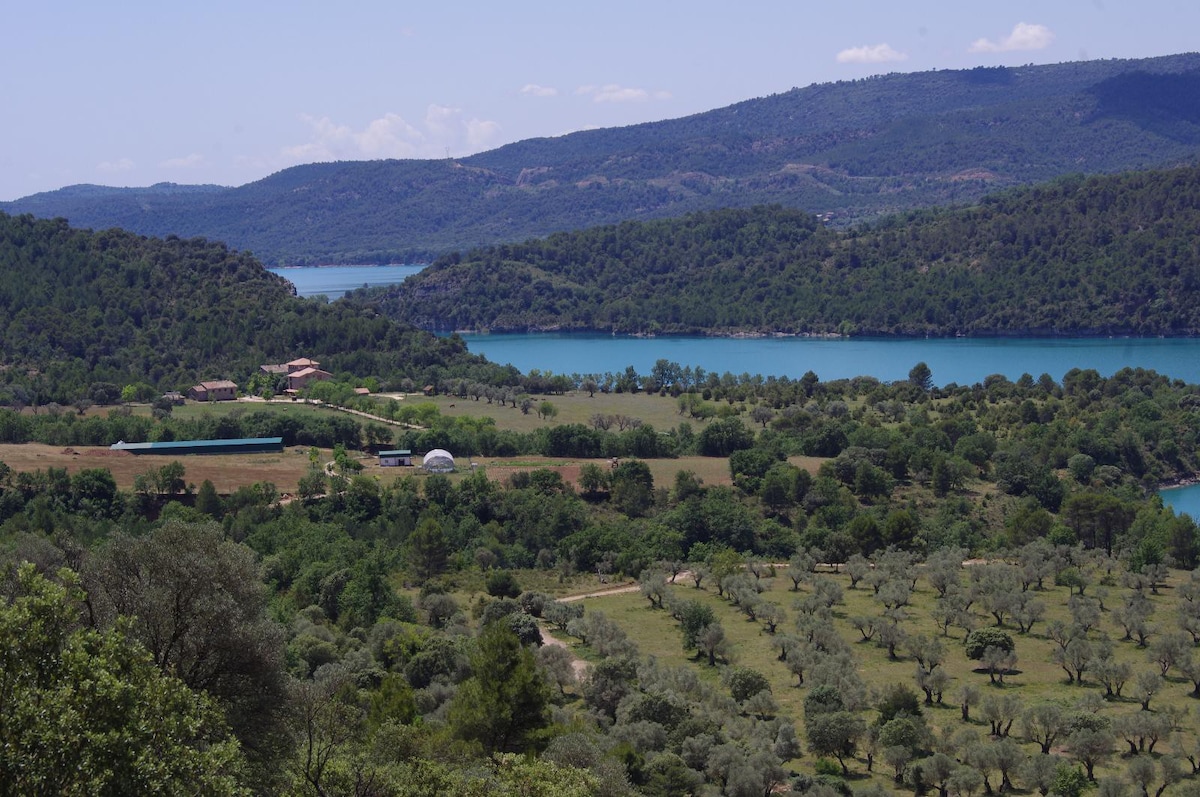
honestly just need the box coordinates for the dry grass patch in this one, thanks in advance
[402,391,716,435]
[0,442,325,494]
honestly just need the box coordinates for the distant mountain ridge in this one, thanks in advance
[5,53,1200,265]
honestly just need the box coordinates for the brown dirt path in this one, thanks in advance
[538,573,693,676]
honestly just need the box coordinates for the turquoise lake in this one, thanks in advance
[274,265,1200,385]
[452,333,1200,387]
[272,265,1200,385]
[1163,484,1200,519]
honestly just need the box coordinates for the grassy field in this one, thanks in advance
[110,391,702,433]
[5,389,829,496]
[0,441,761,498]
[166,399,338,423]
[0,442,327,494]
[547,562,1198,790]
[381,391,725,435]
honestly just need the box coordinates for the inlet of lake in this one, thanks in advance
[270,264,427,299]
[271,264,1200,514]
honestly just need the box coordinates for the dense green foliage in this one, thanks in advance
[0,564,248,795]
[0,213,497,402]
[5,54,1200,264]
[372,165,1200,335]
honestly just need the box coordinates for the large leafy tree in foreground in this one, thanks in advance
[0,563,247,795]
[82,520,291,789]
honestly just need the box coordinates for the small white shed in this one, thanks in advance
[378,449,412,467]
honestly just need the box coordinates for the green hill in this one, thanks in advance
[4,53,1200,265]
[0,213,488,402]
[366,166,1200,337]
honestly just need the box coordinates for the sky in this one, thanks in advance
[2,1,1197,201]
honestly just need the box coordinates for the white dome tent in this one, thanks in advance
[422,448,455,473]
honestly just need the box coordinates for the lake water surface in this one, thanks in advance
[455,333,1200,387]
[1162,483,1200,519]
[269,264,426,298]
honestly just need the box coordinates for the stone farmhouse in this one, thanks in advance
[187,380,238,402]
[260,357,335,394]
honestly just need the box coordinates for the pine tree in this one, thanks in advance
[447,622,551,754]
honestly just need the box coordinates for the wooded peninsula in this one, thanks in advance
[368,166,1200,337]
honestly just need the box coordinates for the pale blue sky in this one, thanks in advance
[2,1,1196,200]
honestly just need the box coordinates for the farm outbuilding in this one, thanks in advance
[187,380,237,402]
[378,449,412,467]
[422,449,455,473]
[109,437,285,455]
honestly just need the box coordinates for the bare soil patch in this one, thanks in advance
[477,458,585,487]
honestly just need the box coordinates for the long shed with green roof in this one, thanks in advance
[109,437,285,455]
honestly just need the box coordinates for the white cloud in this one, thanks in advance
[97,157,134,173]
[969,22,1055,53]
[521,84,558,97]
[466,118,502,151]
[282,106,501,164]
[576,84,670,103]
[424,104,460,140]
[358,113,424,156]
[160,153,204,169]
[836,43,908,64]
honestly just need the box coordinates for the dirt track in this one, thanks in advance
[539,579,641,677]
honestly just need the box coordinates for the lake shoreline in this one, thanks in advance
[1160,474,1200,490]
[266,264,1200,385]
[439,326,1200,342]
[273,263,429,270]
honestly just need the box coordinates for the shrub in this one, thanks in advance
[964,628,1015,660]
[486,570,522,599]
[876,682,922,724]
[725,666,772,703]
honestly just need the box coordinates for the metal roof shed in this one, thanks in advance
[378,449,412,467]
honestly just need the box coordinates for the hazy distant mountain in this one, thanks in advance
[5,53,1200,265]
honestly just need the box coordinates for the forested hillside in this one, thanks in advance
[4,53,1200,264]
[369,166,1200,336]
[0,213,494,403]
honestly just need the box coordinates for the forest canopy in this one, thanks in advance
[369,166,1200,337]
[0,213,498,403]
